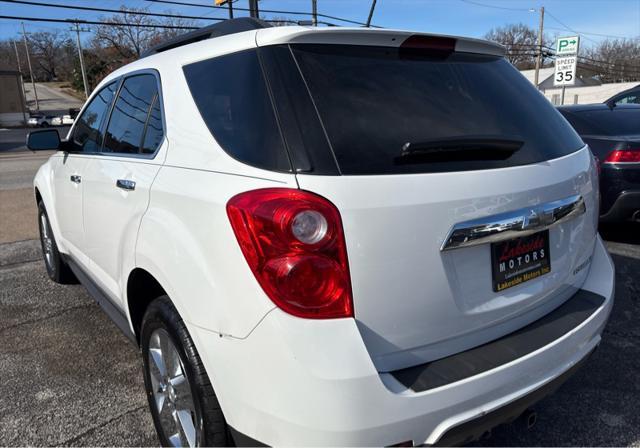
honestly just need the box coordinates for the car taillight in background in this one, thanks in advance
[603,148,640,164]
[227,188,353,319]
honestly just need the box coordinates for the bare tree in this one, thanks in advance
[484,23,552,69]
[582,38,640,83]
[94,7,196,60]
[27,30,72,80]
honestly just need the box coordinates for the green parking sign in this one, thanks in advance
[556,36,580,55]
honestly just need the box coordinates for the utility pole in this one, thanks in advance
[366,0,377,27]
[311,0,317,26]
[248,0,259,19]
[13,40,28,124]
[534,6,545,90]
[71,21,90,99]
[12,40,27,102]
[21,22,39,112]
[12,40,22,73]
[216,0,233,18]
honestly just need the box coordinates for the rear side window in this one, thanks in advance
[616,93,640,105]
[561,108,640,136]
[290,44,585,175]
[71,81,117,152]
[103,74,163,155]
[183,49,291,172]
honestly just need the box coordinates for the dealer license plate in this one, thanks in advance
[490,230,551,292]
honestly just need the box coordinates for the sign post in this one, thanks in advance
[554,36,580,104]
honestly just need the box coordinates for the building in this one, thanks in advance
[0,70,28,126]
[520,67,638,105]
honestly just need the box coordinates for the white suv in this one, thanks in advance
[30,18,614,447]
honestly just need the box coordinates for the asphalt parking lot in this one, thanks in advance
[0,148,638,446]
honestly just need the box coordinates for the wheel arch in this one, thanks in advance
[127,267,168,343]
[34,186,43,205]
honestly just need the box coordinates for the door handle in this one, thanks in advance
[70,175,81,184]
[116,179,136,191]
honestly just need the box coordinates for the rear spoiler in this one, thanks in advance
[255,27,505,57]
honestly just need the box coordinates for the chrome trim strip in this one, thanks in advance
[440,194,586,251]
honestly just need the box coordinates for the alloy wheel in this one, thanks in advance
[40,213,54,269]
[148,328,198,447]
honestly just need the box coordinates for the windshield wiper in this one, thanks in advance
[396,136,524,164]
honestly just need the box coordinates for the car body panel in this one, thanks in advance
[297,147,598,371]
[558,104,640,221]
[81,148,166,306]
[189,235,613,446]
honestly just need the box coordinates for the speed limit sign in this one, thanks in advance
[554,56,577,86]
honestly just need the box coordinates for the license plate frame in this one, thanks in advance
[490,230,551,292]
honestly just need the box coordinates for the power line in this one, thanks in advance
[143,0,379,27]
[544,9,600,45]
[459,0,535,12]
[0,13,335,30]
[0,0,227,23]
[545,26,640,41]
[0,14,199,29]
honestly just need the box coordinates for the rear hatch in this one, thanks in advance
[257,30,599,372]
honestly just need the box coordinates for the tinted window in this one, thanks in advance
[616,93,640,105]
[141,96,164,154]
[183,49,291,172]
[103,74,161,154]
[561,107,640,136]
[291,44,585,175]
[71,82,117,152]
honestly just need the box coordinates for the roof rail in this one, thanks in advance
[140,17,272,58]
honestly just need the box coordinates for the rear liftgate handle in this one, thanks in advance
[441,194,586,251]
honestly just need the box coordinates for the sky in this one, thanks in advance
[0,0,639,48]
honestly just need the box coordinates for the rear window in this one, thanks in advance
[560,108,640,136]
[290,44,585,175]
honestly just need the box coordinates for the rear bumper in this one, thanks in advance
[189,235,614,446]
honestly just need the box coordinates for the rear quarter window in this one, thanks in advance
[183,49,291,173]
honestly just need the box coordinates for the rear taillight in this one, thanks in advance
[603,148,640,163]
[227,188,353,319]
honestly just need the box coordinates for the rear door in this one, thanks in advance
[82,72,166,305]
[268,43,599,371]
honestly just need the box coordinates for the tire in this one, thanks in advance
[37,201,77,284]
[41,122,49,127]
[141,296,230,447]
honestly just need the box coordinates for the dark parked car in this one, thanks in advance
[605,85,640,106]
[558,104,640,222]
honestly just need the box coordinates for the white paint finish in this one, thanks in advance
[297,147,599,371]
[81,148,166,305]
[255,26,505,56]
[134,165,295,336]
[48,153,89,261]
[189,237,612,445]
